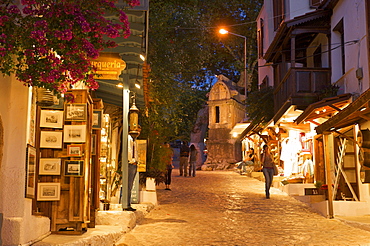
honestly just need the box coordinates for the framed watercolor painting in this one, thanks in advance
[64,104,87,121]
[64,160,84,176]
[40,131,63,148]
[39,158,61,175]
[91,134,97,155]
[37,183,61,201]
[63,125,86,143]
[40,110,64,128]
[25,145,36,199]
[67,144,83,157]
[92,110,102,129]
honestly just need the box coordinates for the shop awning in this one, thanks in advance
[264,9,331,62]
[295,93,352,125]
[230,122,251,138]
[93,1,149,109]
[315,89,370,134]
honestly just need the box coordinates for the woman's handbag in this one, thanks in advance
[273,164,279,176]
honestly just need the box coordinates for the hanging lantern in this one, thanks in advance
[129,95,140,139]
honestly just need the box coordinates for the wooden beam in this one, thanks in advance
[323,133,334,219]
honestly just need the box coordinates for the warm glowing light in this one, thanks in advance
[116,83,124,88]
[140,54,145,61]
[135,82,141,89]
[232,132,238,138]
[360,107,367,111]
[219,28,229,35]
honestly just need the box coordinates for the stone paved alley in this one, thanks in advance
[117,170,370,246]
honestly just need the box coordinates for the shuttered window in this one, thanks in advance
[273,0,284,30]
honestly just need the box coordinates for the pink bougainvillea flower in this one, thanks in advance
[0,0,137,96]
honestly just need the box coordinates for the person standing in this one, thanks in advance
[179,141,190,177]
[189,144,197,177]
[163,143,174,190]
[261,144,274,199]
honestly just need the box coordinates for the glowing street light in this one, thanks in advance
[219,28,247,97]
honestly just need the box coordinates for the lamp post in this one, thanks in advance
[219,28,247,97]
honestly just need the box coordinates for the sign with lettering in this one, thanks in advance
[91,52,126,80]
[137,139,147,172]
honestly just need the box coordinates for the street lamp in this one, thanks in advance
[219,28,247,97]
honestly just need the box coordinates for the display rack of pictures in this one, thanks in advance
[33,99,88,202]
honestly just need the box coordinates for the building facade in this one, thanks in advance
[206,75,246,168]
[241,0,370,217]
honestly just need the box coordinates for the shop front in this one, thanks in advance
[314,89,370,218]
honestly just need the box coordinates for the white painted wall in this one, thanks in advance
[331,0,369,94]
[307,33,330,68]
[257,4,274,87]
[285,0,315,20]
[0,75,50,245]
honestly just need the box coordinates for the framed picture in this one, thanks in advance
[64,160,84,176]
[40,131,63,148]
[65,104,87,121]
[41,96,64,110]
[25,145,36,199]
[37,183,61,201]
[64,125,86,143]
[39,158,61,175]
[92,110,102,129]
[40,110,64,128]
[91,134,97,155]
[67,144,83,157]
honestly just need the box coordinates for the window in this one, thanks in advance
[258,18,264,58]
[273,0,284,30]
[333,19,345,75]
[215,106,220,123]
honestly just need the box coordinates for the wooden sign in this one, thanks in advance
[91,52,126,80]
[137,139,147,172]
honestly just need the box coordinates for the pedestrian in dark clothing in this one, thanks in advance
[189,144,197,177]
[261,144,274,199]
[179,141,190,176]
[163,143,174,190]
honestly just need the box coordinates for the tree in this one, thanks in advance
[245,86,275,125]
[139,0,263,181]
[0,0,139,96]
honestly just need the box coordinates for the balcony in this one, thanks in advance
[274,67,331,121]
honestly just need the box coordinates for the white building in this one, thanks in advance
[243,0,370,218]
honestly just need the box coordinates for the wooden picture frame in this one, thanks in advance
[63,125,86,143]
[64,103,87,121]
[41,96,64,110]
[40,110,64,128]
[37,183,61,201]
[39,158,61,175]
[64,160,84,176]
[67,144,83,157]
[40,131,63,148]
[91,134,97,155]
[92,110,103,129]
[25,145,36,199]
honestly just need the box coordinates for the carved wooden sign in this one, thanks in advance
[91,52,126,80]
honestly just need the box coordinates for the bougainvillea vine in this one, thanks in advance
[0,0,140,95]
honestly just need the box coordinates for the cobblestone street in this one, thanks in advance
[118,170,370,246]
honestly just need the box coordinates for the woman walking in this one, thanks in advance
[261,144,274,199]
